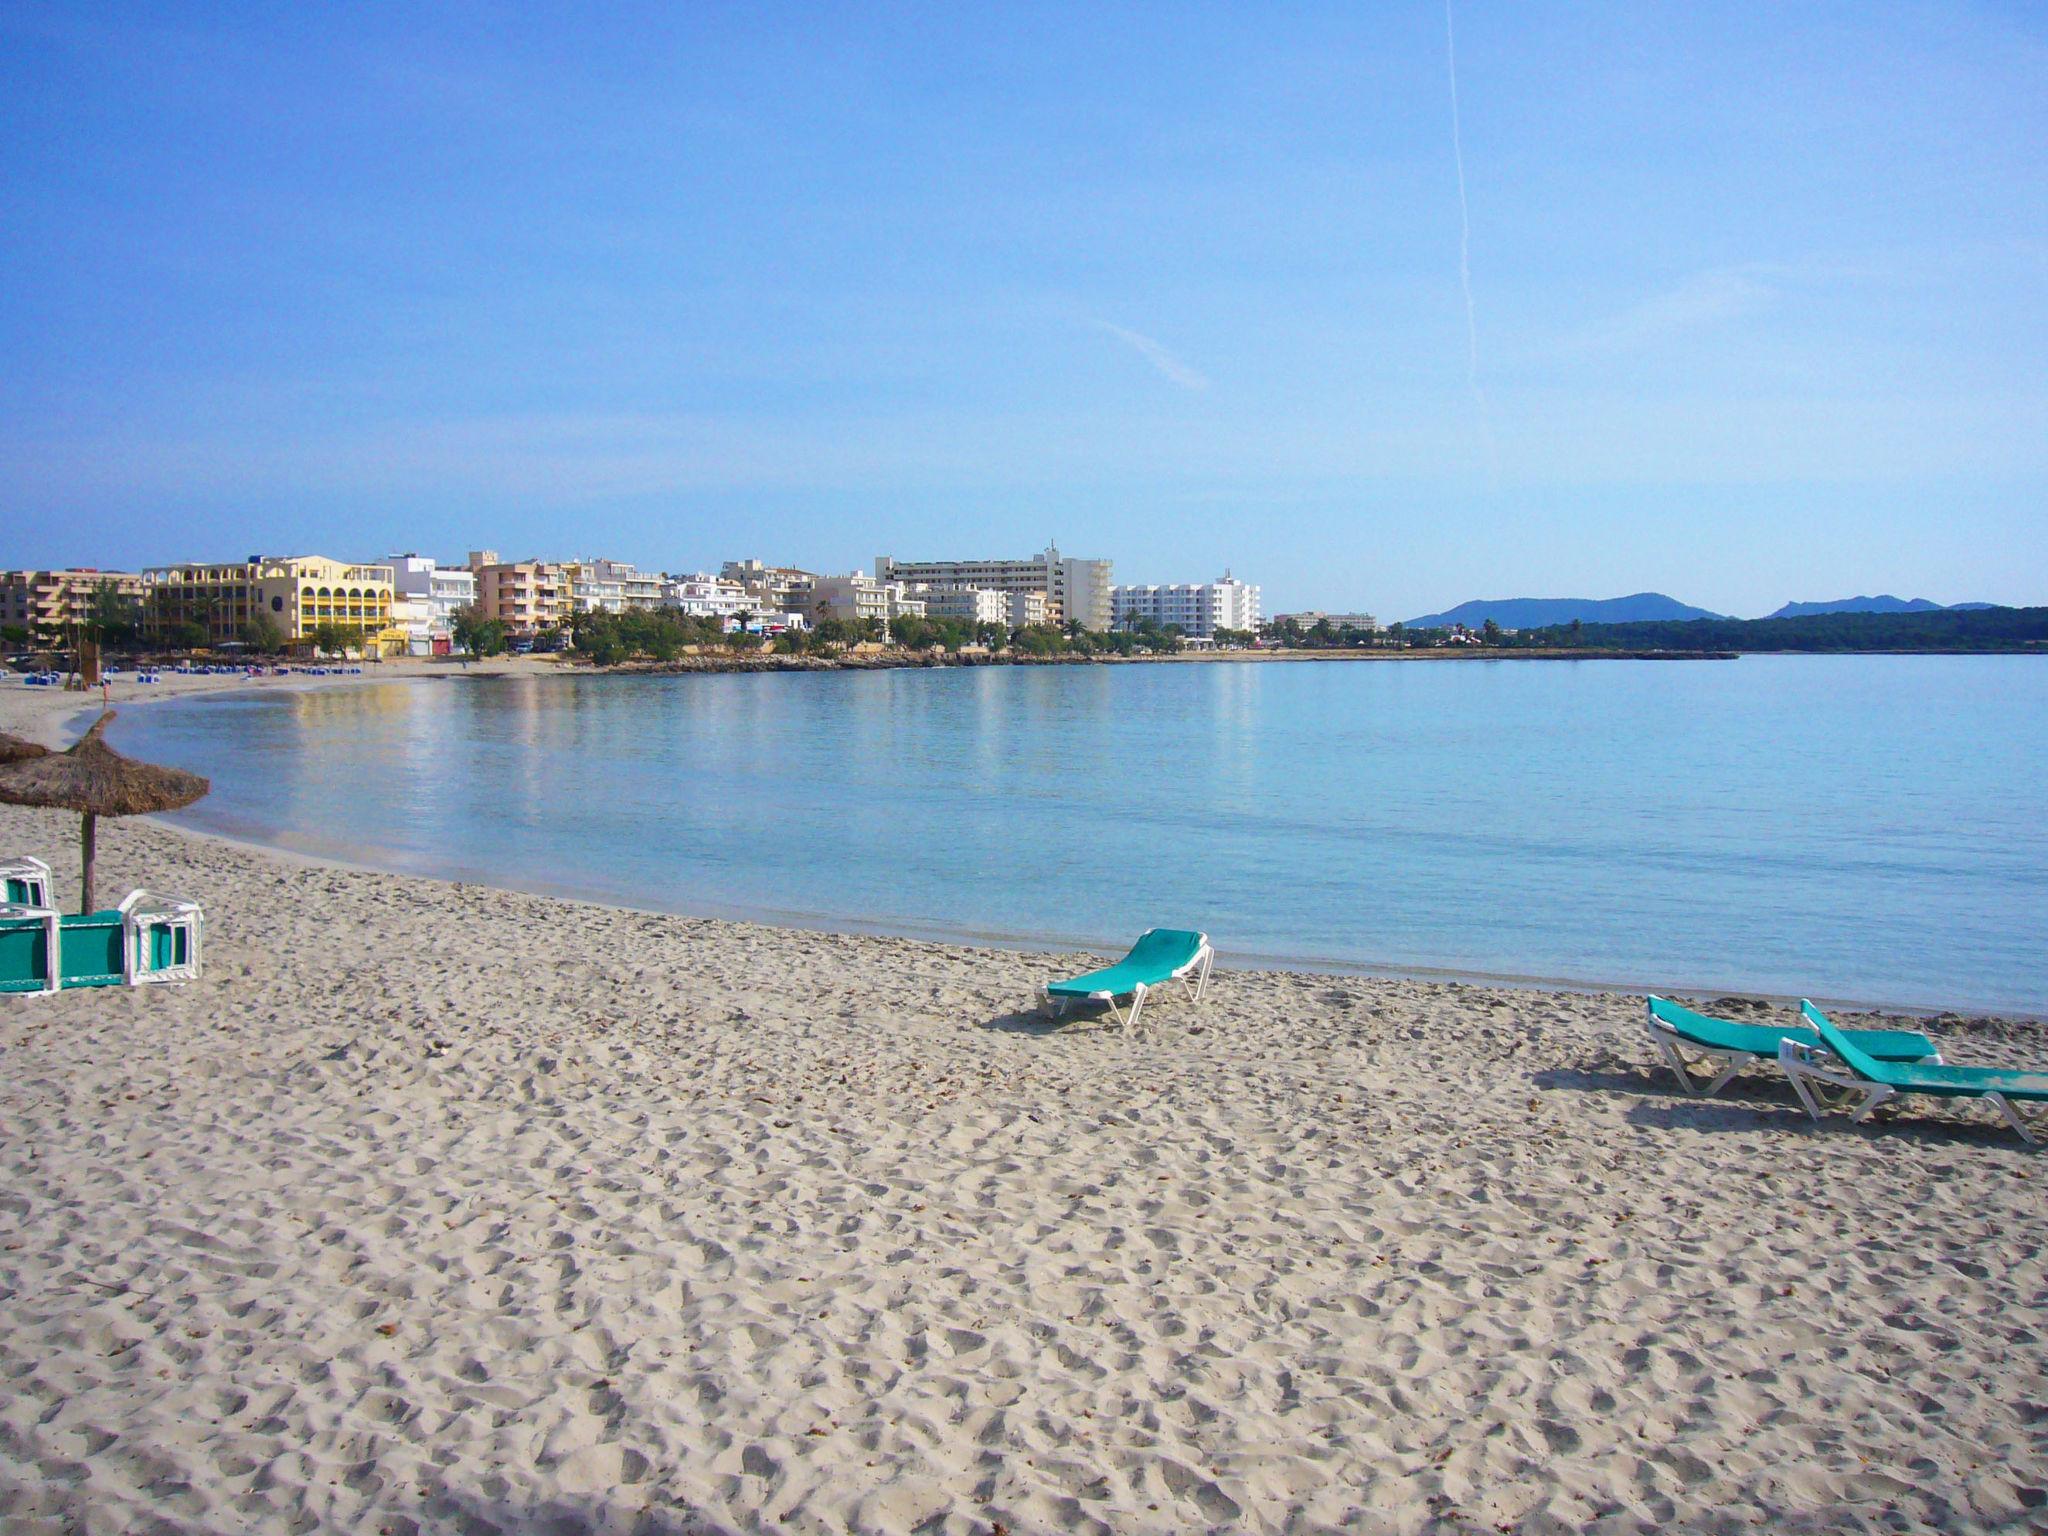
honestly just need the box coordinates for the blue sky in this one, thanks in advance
[2,2,2042,620]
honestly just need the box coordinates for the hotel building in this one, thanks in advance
[142,556,402,651]
[1272,610,1379,633]
[0,569,145,639]
[1111,573,1262,638]
[874,545,1113,631]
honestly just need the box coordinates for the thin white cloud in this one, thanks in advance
[1570,267,1776,354]
[1090,320,1211,391]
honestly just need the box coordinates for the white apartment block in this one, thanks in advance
[1007,590,1048,628]
[575,559,665,612]
[810,572,926,628]
[1111,573,1261,638]
[720,559,817,616]
[875,544,1113,631]
[384,555,477,654]
[662,572,751,620]
[913,585,1010,625]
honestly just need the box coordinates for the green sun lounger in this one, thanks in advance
[0,891,204,996]
[1044,928,1213,1034]
[1780,1000,2048,1146]
[1644,994,1939,1097]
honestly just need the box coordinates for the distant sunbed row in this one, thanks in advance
[1647,994,2047,1147]
[1,855,204,995]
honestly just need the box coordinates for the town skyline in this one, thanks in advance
[0,528,2022,629]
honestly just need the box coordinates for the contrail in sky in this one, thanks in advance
[1444,0,1498,477]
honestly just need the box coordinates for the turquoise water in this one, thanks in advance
[111,656,2048,1013]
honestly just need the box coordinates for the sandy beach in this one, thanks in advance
[2,674,2045,1535]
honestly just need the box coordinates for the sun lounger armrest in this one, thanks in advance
[116,890,202,922]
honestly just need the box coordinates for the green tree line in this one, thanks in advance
[1521,606,2048,653]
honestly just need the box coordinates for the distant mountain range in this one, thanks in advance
[1402,593,1722,630]
[1402,592,1998,628]
[1766,596,1997,619]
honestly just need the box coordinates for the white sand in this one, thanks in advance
[2,677,2046,1534]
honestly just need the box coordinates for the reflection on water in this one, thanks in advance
[113,657,2048,1013]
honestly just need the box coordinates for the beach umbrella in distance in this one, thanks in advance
[0,732,51,766]
[0,712,207,913]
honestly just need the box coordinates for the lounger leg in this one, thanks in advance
[1845,1084,1895,1124]
[1782,1055,1845,1124]
[1193,948,1212,1002]
[1701,1054,1751,1097]
[1656,1035,1751,1098]
[1986,1094,2046,1148]
[1125,984,1147,1037]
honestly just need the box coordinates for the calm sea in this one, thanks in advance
[110,655,2047,1014]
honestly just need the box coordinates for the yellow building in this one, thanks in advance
[142,556,405,653]
[0,569,145,639]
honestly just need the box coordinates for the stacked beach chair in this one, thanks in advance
[0,856,204,996]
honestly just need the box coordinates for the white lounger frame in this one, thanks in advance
[1647,1005,1942,1100]
[1,903,61,997]
[1044,940,1213,1035]
[120,890,205,985]
[0,889,203,995]
[0,855,52,910]
[1644,1010,1762,1097]
[1779,1038,2045,1148]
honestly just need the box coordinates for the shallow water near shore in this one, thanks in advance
[112,653,2047,1013]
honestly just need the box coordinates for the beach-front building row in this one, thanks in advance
[140,556,405,652]
[469,553,688,633]
[1111,573,1262,639]
[0,569,146,640]
[18,546,1261,652]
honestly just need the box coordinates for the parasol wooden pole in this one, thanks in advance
[80,811,97,915]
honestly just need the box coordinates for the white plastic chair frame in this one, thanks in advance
[1779,1037,2045,1148]
[1047,943,1214,1035]
[1648,1007,1943,1100]
[1644,1011,1760,1097]
[0,889,203,994]
[1,903,61,997]
[119,890,204,984]
[1,855,52,910]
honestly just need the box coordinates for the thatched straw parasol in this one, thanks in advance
[0,712,208,912]
[0,732,51,766]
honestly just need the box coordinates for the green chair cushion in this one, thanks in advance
[1048,929,1207,999]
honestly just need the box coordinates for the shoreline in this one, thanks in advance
[15,661,2038,1023]
[148,809,2039,1024]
